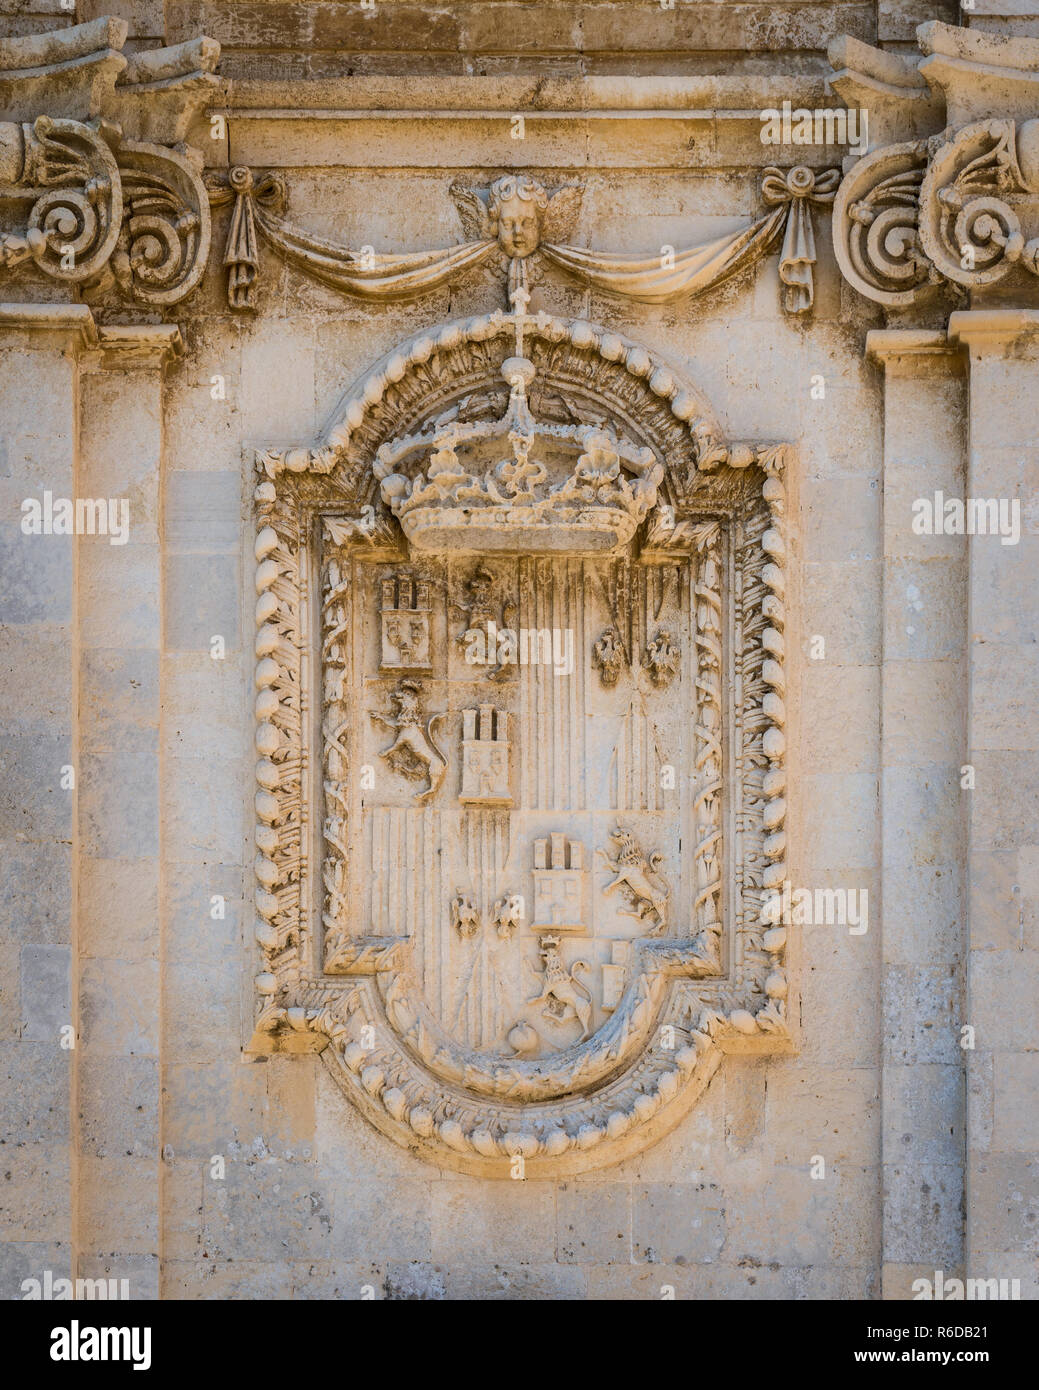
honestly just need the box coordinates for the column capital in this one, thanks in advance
[948,309,1039,357]
[866,328,964,375]
[95,323,184,372]
[0,301,97,351]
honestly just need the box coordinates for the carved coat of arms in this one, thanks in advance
[250,225,793,1175]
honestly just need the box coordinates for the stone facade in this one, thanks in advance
[0,2,1036,1301]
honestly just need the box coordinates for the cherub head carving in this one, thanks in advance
[487,175,549,259]
[450,175,584,262]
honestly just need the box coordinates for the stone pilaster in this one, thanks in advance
[947,309,1039,1296]
[74,323,182,1299]
[0,303,95,1292]
[866,329,968,1299]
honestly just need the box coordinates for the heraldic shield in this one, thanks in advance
[250,304,794,1176]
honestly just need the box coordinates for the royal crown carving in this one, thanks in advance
[374,352,663,554]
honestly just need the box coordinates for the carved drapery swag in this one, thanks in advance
[210,165,838,314]
[250,300,794,1176]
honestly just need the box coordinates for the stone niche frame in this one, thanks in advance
[248,306,795,1177]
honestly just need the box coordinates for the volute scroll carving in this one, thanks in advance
[250,298,795,1175]
[0,18,219,306]
[829,21,1039,306]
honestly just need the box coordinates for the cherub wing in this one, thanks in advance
[449,181,492,243]
[542,184,585,245]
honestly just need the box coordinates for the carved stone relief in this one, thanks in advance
[0,19,219,306]
[251,298,794,1175]
[214,166,838,314]
[830,24,1039,305]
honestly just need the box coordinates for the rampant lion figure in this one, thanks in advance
[370,679,447,804]
[528,936,593,1041]
[599,826,670,934]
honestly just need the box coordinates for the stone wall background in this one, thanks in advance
[2,1,1037,1301]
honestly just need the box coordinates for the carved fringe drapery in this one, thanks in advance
[211,164,839,313]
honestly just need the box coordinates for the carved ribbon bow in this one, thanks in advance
[761,165,841,313]
[208,165,286,309]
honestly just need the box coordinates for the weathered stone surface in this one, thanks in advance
[0,8,1034,1307]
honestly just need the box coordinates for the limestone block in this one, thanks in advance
[0,522,73,625]
[881,859,962,965]
[78,545,160,652]
[801,664,880,775]
[882,1161,965,1266]
[968,1154,1039,1255]
[881,764,963,874]
[166,470,243,554]
[765,1067,881,1167]
[79,959,159,1056]
[990,1054,1039,1154]
[240,321,316,439]
[968,539,1039,645]
[284,1260,387,1299]
[802,476,881,565]
[78,858,158,961]
[801,771,880,876]
[78,1253,159,1302]
[440,1262,588,1300]
[881,659,963,767]
[0,1142,70,1242]
[882,1064,963,1164]
[0,624,72,726]
[18,943,70,1043]
[970,752,1039,853]
[0,839,69,951]
[632,1183,726,1265]
[430,1182,555,1264]
[162,1059,268,1159]
[969,949,1039,1052]
[799,921,881,1067]
[162,1258,298,1300]
[163,755,246,864]
[0,728,72,842]
[80,650,159,754]
[201,1158,337,1262]
[165,866,244,961]
[0,1041,69,1143]
[0,1239,71,1300]
[78,1056,159,1158]
[164,955,241,1061]
[164,553,241,653]
[556,1182,631,1263]
[803,562,882,665]
[971,642,1039,750]
[78,741,160,861]
[162,656,249,763]
[969,850,1037,954]
[723,1165,878,1268]
[882,965,962,1065]
[882,557,968,662]
[79,1156,159,1254]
